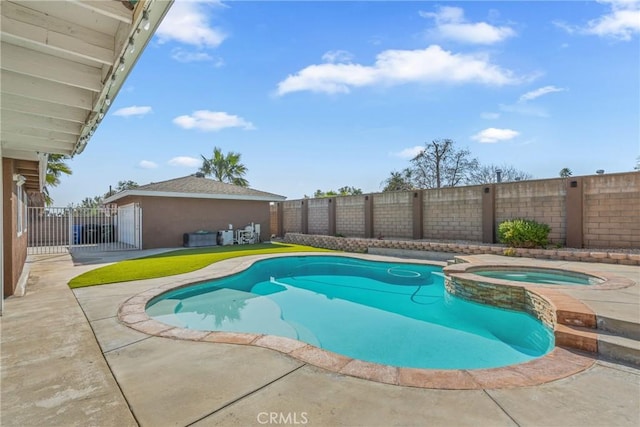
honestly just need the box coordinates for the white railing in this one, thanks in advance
[27,204,142,254]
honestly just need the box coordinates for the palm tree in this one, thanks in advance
[43,154,72,206]
[199,147,249,187]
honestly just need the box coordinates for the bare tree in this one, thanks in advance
[468,164,533,184]
[410,139,479,188]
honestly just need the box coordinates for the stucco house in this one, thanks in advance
[103,174,287,249]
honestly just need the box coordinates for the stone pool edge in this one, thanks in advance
[117,253,599,390]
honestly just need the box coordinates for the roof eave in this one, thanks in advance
[74,0,175,155]
[103,189,287,204]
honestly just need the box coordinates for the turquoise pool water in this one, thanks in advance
[473,269,602,286]
[146,256,554,369]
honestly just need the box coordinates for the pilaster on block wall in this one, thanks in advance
[566,178,584,248]
[482,185,495,244]
[328,198,336,236]
[412,191,423,239]
[364,195,373,238]
[276,202,284,237]
[301,200,308,235]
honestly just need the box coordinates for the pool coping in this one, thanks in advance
[117,252,598,390]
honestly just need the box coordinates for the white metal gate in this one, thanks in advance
[27,204,142,254]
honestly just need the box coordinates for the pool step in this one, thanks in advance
[556,313,640,367]
[597,333,640,366]
[555,324,598,353]
[597,316,640,341]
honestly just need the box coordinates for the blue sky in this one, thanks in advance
[52,0,640,206]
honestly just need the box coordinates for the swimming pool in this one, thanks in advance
[146,256,554,369]
[471,268,603,286]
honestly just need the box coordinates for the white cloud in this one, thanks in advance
[170,48,223,65]
[276,45,521,96]
[481,112,501,120]
[420,6,516,44]
[156,0,227,48]
[556,0,640,40]
[518,85,566,103]
[138,160,158,169]
[392,146,424,159]
[173,110,255,131]
[322,50,354,63]
[499,103,549,118]
[112,106,152,117]
[168,156,200,168]
[472,128,520,143]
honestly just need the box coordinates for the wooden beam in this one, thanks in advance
[1,128,78,145]
[71,0,133,24]
[1,70,94,110]
[1,1,115,50]
[2,111,82,136]
[1,136,75,155]
[1,94,88,123]
[1,15,114,65]
[1,42,103,92]
[0,148,41,161]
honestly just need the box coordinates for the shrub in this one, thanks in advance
[503,247,518,257]
[498,219,551,248]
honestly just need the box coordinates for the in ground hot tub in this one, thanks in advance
[469,267,604,286]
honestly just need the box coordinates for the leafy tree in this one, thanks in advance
[337,186,362,195]
[78,196,103,208]
[314,186,362,198]
[559,168,573,178]
[381,169,414,192]
[199,147,249,187]
[634,156,639,171]
[468,164,533,184]
[104,180,139,198]
[43,154,72,206]
[410,139,479,188]
[116,180,139,192]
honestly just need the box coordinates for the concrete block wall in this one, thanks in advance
[372,192,413,239]
[583,173,640,248]
[274,172,639,249]
[282,200,302,234]
[423,186,483,241]
[336,195,366,237]
[495,179,566,244]
[308,198,330,235]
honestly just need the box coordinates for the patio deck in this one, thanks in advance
[1,250,639,426]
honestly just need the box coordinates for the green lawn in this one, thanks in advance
[68,242,333,288]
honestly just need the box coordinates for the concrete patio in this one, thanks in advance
[1,249,639,426]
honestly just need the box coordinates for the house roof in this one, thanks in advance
[103,175,287,203]
[1,0,173,190]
